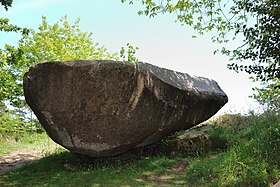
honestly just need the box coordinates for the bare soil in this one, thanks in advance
[0,151,42,174]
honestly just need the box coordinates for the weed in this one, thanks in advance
[0,111,279,186]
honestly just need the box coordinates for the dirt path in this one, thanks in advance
[136,160,190,186]
[0,151,43,174]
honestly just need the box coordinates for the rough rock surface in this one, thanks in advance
[163,124,228,155]
[23,60,228,157]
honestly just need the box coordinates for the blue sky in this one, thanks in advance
[0,0,261,114]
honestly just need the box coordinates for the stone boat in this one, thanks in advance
[23,60,228,157]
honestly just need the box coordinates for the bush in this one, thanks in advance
[0,110,43,134]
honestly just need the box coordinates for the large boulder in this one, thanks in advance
[23,60,228,157]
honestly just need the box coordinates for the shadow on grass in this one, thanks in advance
[0,126,232,187]
[2,112,279,186]
[0,149,190,187]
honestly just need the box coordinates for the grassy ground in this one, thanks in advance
[0,111,279,187]
[0,132,60,156]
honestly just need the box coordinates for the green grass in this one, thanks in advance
[0,111,279,186]
[0,151,186,186]
[0,132,60,156]
[185,111,280,186]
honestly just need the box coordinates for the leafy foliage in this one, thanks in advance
[0,0,13,11]
[0,101,42,134]
[0,110,26,133]
[121,0,280,109]
[227,0,279,82]
[121,0,279,80]
[0,0,28,34]
[0,18,29,34]
[120,43,139,62]
[252,79,280,112]
[0,16,118,107]
[0,14,139,133]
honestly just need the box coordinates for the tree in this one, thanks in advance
[0,17,29,34]
[120,43,139,62]
[0,0,28,103]
[0,0,13,11]
[0,1,138,133]
[252,80,280,112]
[121,0,279,109]
[0,16,119,107]
[0,0,28,35]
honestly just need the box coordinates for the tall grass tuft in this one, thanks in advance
[185,111,280,187]
[0,111,279,186]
